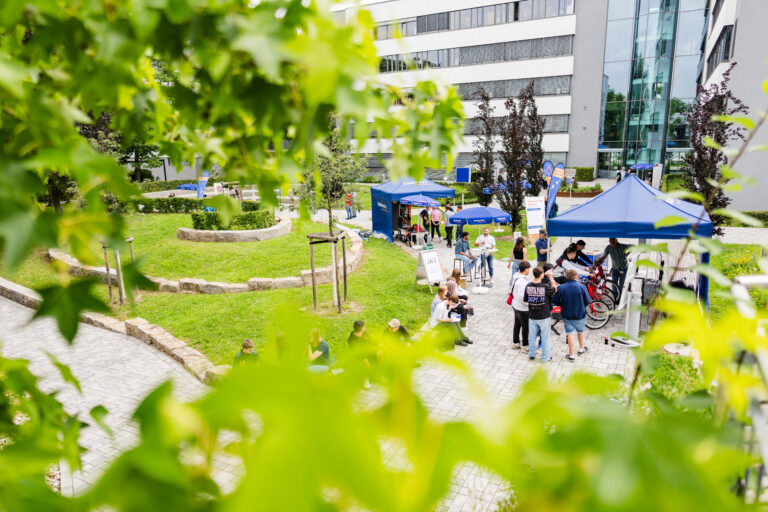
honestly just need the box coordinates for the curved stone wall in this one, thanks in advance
[46,227,364,294]
[176,216,291,242]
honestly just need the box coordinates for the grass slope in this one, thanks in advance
[78,215,333,282]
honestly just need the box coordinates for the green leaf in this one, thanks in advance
[691,263,732,287]
[657,190,704,202]
[0,56,27,98]
[33,280,110,343]
[90,405,114,437]
[121,258,157,302]
[712,208,763,227]
[703,136,721,150]
[654,215,687,228]
[711,114,755,130]
[46,352,82,393]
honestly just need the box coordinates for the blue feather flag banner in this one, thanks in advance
[546,166,565,218]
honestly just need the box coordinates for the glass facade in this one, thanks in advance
[597,0,707,178]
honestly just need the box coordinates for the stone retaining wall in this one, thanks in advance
[177,216,291,242]
[46,227,364,294]
[0,277,229,385]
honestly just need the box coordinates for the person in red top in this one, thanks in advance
[345,193,353,219]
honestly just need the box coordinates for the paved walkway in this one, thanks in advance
[0,297,231,495]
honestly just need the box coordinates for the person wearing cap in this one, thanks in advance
[383,318,411,344]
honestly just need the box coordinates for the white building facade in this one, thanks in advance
[333,0,577,175]
[701,0,768,211]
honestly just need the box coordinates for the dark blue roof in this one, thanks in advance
[547,174,713,239]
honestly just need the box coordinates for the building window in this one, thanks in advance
[711,0,725,25]
[380,35,573,73]
[372,1,575,41]
[706,25,733,80]
[457,76,572,99]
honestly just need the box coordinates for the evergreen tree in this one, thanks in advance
[683,64,747,235]
[469,86,497,207]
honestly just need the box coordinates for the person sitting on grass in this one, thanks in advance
[234,338,259,368]
[429,295,472,347]
[383,318,411,344]
[308,328,331,373]
[347,320,368,348]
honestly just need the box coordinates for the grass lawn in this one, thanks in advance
[710,244,767,319]
[76,214,334,282]
[4,239,434,365]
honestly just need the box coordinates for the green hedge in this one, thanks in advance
[190,211,275,231]
[448,183,478,205]
[137,179,198,192]
[574,167,594,181]
[744,211,768,226]
[131,197,260,214]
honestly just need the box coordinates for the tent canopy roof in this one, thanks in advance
[371,178,455,201]
[547,174,713,239]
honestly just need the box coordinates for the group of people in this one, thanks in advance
[399,201,464,248]
[454,227,497,283]
[508,232,630,362]
[428,268,476,347]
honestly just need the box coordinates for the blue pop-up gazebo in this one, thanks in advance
[371,178,455,242]
[547,174,713,302]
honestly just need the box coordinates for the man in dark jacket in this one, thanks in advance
[553,269,592,362]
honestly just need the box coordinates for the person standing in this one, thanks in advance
[595,237,630,293]
[535,228,552,267]
[420,206,430,234]
[474,227,496,284]
[524,266,558,362]
[507,236,527,282]
[351,190,358,218]
[443,201,454,248]
[345,193,353,219]
[430,205,443,241]
[553,269,591,362]
[510,261,531,350]
[454,231,478,274]
[454,205,464,243]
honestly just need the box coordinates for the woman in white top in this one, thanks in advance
[449,269,469,300]
[429,296,471,347]
[431,285,448,316]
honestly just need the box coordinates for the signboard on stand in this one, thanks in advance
[419,249,445,287]
[213,182,223,195]
[525,196,546,241]
[546,166,565,218]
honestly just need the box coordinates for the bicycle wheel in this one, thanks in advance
[596,291,615,310]
[586,300,610,330]
[603,279,621,304]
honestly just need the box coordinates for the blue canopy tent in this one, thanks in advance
[399,194,440,207]
[371,178,455,242]
[546,174,713,303]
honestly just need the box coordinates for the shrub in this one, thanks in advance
[574,167,594,181]
[744,211,768,226]
[190,210,276,231]
[131,198,260,214]
[359,175,380,183]
[449,183,478,205]
[137,179,198,192]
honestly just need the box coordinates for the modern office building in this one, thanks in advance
[332,0,766,208]
[700,0,768,210]
[333,0,577,173]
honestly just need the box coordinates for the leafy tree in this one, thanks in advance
[524,82,545,197]
[119,140,162,182]
[497,85,532,230]
[469,86,497,207]
[297,114,367,235]
[683,64,747,234]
